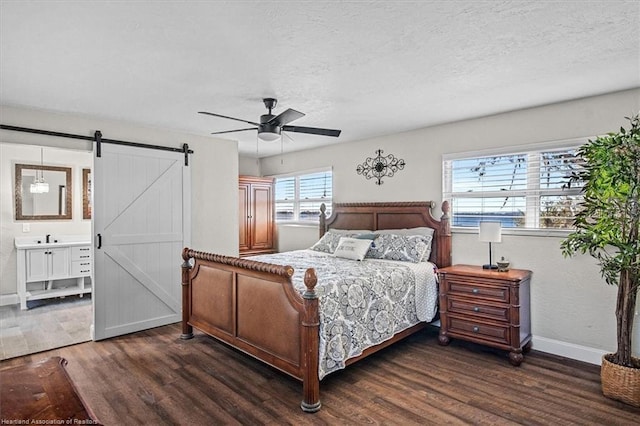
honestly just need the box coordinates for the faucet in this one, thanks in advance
[46,234,51,243]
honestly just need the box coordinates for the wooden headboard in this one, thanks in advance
[319,201,451,268]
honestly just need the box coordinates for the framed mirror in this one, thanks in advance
[83,168,92,219]
[15,163,73,220]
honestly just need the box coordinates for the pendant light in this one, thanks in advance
[30,148,50,194]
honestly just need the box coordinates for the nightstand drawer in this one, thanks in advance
[447,278,509,303]
[448,316,510,345]
[448,297,509,323]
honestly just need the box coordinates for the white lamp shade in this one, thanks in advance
[258,131,280,142]
[479,221,502,243]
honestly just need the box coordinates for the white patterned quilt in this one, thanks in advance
[249,249,438,379]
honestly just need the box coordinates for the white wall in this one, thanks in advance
[261,88,640,362]
[239,155,261,176]
[0,105,239,299]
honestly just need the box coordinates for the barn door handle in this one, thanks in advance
[97,234,102,249]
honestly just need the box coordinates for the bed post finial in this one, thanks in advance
[437,201,452,268]
[440,201,451,234]
[301,268,321,412]
[441,200,450,219]
[180,248,194,340]
[319,203,327,239]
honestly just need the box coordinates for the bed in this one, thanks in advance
[180,201,451,412]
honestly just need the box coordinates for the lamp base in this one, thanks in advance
[482,264,498,270]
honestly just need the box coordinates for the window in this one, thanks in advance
[443,142,586,230]
[274,170,332,222]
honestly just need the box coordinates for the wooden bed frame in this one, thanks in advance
[180,201,451,412]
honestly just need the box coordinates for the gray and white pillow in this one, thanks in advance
[366,233,433,263]
[310,229,372,254]
[333,237,373,261]
[374,227,435,261]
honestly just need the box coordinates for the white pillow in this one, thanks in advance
[310,230,373,254]
[333,237,373,261]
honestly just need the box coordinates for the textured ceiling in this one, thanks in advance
[1,1,639,157]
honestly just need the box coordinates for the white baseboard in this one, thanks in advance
[0,293,19,307]
[533,335,609,365]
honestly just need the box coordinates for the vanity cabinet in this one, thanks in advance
[25,248,70,282]
[15,237,92,310]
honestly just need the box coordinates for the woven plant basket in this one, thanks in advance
[601,354,640,407]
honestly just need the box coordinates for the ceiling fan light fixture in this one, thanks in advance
[258,124,281,141]
[199,97,341,142]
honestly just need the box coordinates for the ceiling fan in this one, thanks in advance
[199,98,341,141]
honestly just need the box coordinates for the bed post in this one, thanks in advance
[437,201,452,268]
[319,203,327,239]
[301,268,321,413]
[180,248,194,340]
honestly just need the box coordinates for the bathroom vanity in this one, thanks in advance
[15,236,92,310]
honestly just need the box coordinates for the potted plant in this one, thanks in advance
[561,114,639,407]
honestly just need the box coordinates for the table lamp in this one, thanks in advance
[479,221,502,269]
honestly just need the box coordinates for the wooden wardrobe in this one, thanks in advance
[239,176,275,256]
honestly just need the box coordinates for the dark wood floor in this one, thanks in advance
[2,323,639,425]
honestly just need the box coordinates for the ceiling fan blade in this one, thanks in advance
[267,108,305,126]
[210,127,257,135]
[198,111,260,126]
[282,125,341,137]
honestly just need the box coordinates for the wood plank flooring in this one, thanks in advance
[2,323,638,425]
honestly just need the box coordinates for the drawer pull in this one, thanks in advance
[80,270,90,273]
[473,306,480,312]
[80,263,90,266]
[80,255,90,258]
[472,326,480,333]
[472,288,479,294]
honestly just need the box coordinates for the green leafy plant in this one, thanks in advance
[561,114,640,368]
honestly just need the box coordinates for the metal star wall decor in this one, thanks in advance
[356,149,406,185]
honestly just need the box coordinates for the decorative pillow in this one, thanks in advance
[310,230,372,253]
[333,237,372,261]
[310,231,343,253]
[354,233,378,240]
[366,233,433,263]
[374,228,435,261]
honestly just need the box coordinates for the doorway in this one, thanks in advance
[0,138,191,358]
[0,143,93,360]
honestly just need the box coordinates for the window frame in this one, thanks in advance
[442,138,588,235]
[271,167,333,224]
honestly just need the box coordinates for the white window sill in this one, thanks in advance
[276,221,320,228]
[451,226,573,238]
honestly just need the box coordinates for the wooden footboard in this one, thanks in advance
[180,248,322,412]
[181,201,452,412]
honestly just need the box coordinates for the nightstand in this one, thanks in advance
[437,264,532,366]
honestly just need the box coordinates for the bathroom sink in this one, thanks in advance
[14,235,91,249]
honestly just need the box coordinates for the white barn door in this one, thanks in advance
[93,143,190,340]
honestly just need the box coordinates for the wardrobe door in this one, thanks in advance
[238,182,251,252]
[249,181,273,251]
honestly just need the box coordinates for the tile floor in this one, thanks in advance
[0,295,92,360]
